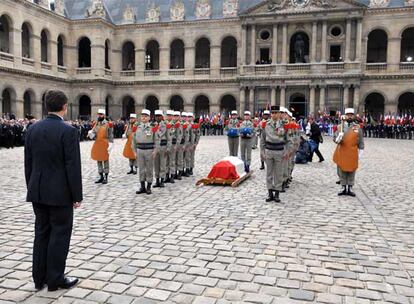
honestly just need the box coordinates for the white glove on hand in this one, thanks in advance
[87,130,95,140]
[358,149,364,159]
[122,134,126,139]
[335,132,344,144]
[108,143,113,154]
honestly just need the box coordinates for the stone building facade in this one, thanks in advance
[0,0,414,120]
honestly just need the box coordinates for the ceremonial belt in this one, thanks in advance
[241,135,252,139]
[265,142,285,151]
[160,139,168,146]
[137,143,154,150]
[172,138,177,145]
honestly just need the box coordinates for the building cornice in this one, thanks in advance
[366,6,414,15]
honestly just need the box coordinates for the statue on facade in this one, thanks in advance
[123,5,136,24]
[294,34,306,63]
[268,0,286,11]
[86,0,106,18]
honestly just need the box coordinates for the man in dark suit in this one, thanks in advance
[24,90,83,292]
[307,117,325,162]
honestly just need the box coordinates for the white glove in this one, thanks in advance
[108,143,113,154]
[122,134,126,139]
[335,132,344,144]
[87,130,95,140]
[358,149,364,159]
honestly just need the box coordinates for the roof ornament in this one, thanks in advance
[147,2,161,22]
[369,0,390,7]
[123,4,136,24]
[86,0,106,18]
[223,0,238,17]
[195,0,212,19]
[170,0,185,21]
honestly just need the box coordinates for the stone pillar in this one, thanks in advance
[309,85,316,115]
[136,48,146,73]
[241,25,247,66]
[91,43,104,76]
[355,19,363,62]
[272,24,278,63]
[311,22,317,63]
[50,40,58,72]
[387,38,401,72]
[353,85,361,113]
[211,45,221,77]
[282,24,288,64]
[345,19,352,62]
[13,28,22,61]
[319,85,326,112]
[271,87,276,106]
[185,46,195,76]
[33,35,41,70]
[14,98,24,119]
[251,25,256,64]
[343,85,350,109]
[240,87,246,113]
[159,47,169,76]
[321,21,327,63]
[280,86,286,107]
[249,87,255,112]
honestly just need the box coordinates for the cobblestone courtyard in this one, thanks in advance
[0,136,413,304]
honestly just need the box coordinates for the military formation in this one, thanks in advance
[225,106,301,203]
[88,108,201,195]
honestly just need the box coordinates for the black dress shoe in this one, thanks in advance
[48,277,79,292]
[274,191,281,203]
[347,186,356,197]
[35,283,45,291]
[338,186,347,196]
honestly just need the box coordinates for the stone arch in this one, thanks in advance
[289,92,308,118]
[122,95,136,118]
[170,39,185,69]
[0,14,13,54]
[289,31,310,64]
[194,95,210,117]
[122,41,135,70]
[221,36,238,68]
[105,39,111,69]
[21,22,33,58]
[169,95,184,111]
[105,95,113,117]
[220,94,237,114]
[364,92,385,119]
[40,29,50,62]
[1,86,16,116]
[57,34,65,66]
[78,36,91,68]
[146,40,160,70]
[367,29,388,63]
[195,37,211,68]
[78,95,92,120]
[23,89,36,117]
[397,91,414,114]
[400,27,414,62]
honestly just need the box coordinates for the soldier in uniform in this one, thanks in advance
[164,110,176,183]
[153,110,168,188]
[88,109,114,184]
[252,117,260,149]
[259,110,270,170]
[261,106,289,203]
[333,108,365,197]
[133,109,159,195]
[226,110,240,157]
[123,113,138,175]
[187,113,201,176]
[287,112,300,185]
[279,107,292,192]
[181,112,191,177]
[239,111,254,172]
[175,112,186,180]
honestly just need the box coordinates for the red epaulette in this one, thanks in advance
[253,122,258,128]
[152,125,159,133]
[174,122,181,129]
[132,125,137,132]
[108,121,113,128]
[166,123,173,130]
[192,123,200,130]
[261,121,267,129]
[182,124,188,130]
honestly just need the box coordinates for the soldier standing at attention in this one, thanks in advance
[252,117,260,149]
[239,111,254,173]
[226,110,240,157]
[187,113,200,176]
[181,113,191,177]
[261,106,289,203]
[259,110,270,170]
[133,109,159,195]
[279,107,292,192]
[175,112,186,180]
[164,110,176,183]
[123,113,138,175]
[153,110,168,188]
[333,108,364,197]
[88,109,114,185]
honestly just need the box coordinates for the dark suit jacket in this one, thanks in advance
[25,114,83,206]
[309,122,322,143]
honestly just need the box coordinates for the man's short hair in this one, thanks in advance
[45,90,68,112]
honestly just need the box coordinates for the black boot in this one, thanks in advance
[265,190,274,202]
[336,180,340,185]
[102,173,108,184]
[127,166,134,174]
[136,182,146,194]
[347,185,356,197]
[95,173,104,184]
[274,191,281,203]
[154,178,161,188]
[284,181,290,189]
[165,174,171,183]
[160,178,165,188]
[133,166,137,175]
[189,168,193,176]
[176,171,182,180]
[170,173,175,183]
[182,169,190,177]
[338,186,347,196]
[146,183,152,195]
[245,164,250,173]
[260,162,265,170]
[280,182,286,193]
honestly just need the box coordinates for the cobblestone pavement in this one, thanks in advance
[0,136,413,304]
